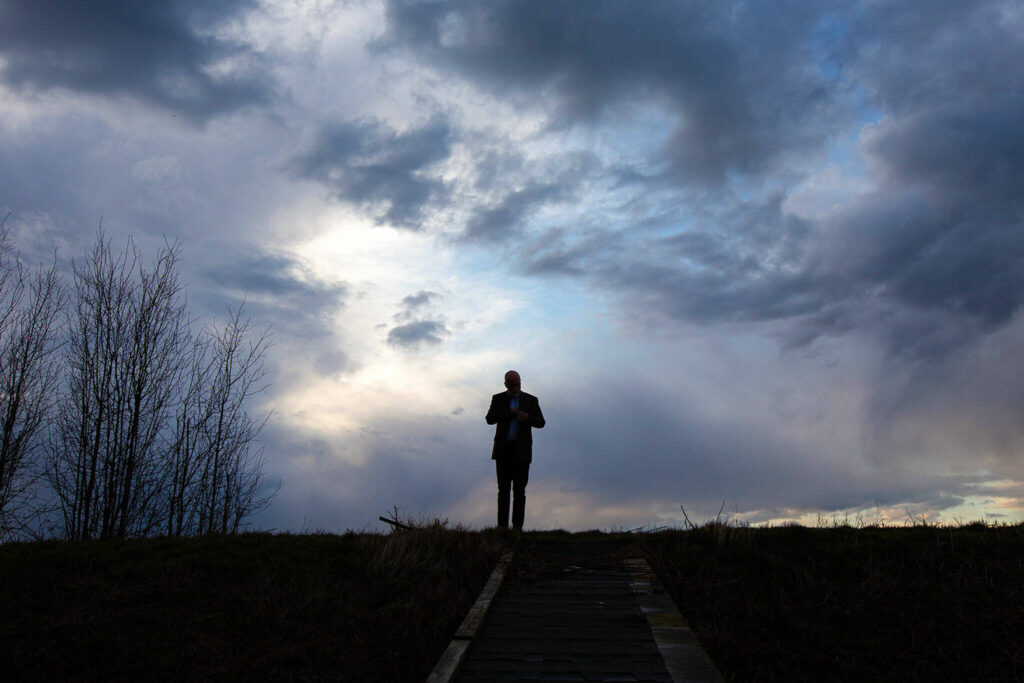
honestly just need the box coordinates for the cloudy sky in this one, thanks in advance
[2,0,1023,531]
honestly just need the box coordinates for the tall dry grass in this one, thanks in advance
[0,527,505,681]
[641,519,1024,681]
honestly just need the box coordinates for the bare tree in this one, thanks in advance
[48,232,192,539]
[164,306,273,535]
[0,221,64,540]
[46,231,275,540]
[164,334,213,536]
[194,307,273,534]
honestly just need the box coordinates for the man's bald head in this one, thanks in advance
[504,370,521,396]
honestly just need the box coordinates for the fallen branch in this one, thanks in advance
[379,515,412,530]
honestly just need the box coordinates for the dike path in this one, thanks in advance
[429,537,723,683]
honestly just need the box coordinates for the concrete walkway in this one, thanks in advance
[446,542,722,683]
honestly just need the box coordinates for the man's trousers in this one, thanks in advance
[495,442,530,530]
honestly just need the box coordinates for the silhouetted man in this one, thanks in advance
[486,370,545,530]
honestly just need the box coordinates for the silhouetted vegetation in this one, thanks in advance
[0,526,505,681]
[0,225,272,541]
[641,520,1024,681]
[0,221,64,538]
[3,522,1018,680]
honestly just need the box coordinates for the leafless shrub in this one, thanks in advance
[46,233,190,538]
[0,220,64,540]
[46,231,273,539]
[168,306,274,535]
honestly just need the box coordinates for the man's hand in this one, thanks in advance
[516,410,529,422]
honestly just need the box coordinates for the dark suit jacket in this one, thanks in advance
[486,391,545,463]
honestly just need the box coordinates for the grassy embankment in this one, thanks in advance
[1,521,1022,681]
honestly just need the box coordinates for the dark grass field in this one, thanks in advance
[641,522,1024,681]
[1,523,1022,681]
[0,528,505,681]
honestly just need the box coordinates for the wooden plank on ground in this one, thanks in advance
[425,549,513,683]
[626,557,724,683]
[454,550,513,639]
[424,640,470,683]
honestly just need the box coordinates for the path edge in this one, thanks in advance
[425,548,514,683]
[626,557,725,683]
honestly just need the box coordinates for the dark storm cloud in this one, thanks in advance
[525,195,830,327]
[203,249,349,374]
[294,117,453,229]
[379,0,846,185]
[0,0,270,121]
[460,147,597,242]
[840,1,1021,118]
[527,171,1023,362]
[473,0,1024,362]
[801,2,1024,357]
[463,181,563,242]
[386,320,448,349]
[205,250,347,308]
[830,1,1024,350]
